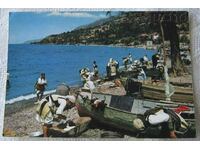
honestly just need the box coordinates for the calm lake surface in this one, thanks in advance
[7,44,156,101]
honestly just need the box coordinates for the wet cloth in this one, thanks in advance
[41,94,75,115]
[51,95,76,115]
[87,72,95,81]
[56,97,67,115]
[84,81,96,91]
[147,110,170,125]
[144,108,189,134]
[65,107,80,124]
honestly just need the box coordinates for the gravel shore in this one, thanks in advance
[3,75,193,138]
[4,100,42,137]
[3,101,129,138]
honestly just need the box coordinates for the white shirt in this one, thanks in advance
[84,81,95,91]
[87,72,94,81]
[143,56,149,62]
[38,78,47,85]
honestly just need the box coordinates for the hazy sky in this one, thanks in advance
[9,11,112,44]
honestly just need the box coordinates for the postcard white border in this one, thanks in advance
[0,8,200,141]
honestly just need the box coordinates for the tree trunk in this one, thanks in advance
[161,15,185,76]
[168,21,185,76]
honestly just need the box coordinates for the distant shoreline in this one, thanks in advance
[9,43,157,50]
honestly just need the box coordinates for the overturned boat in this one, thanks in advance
[76,87,195,137]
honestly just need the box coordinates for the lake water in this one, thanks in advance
[7,44,156,102]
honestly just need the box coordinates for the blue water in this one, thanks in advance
[7,44,156,100]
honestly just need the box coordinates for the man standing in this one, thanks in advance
[152,53,159,69]
[35,73,47,103]
[107,58,119,80]
[143,54,149,65]
[93,61,99,79]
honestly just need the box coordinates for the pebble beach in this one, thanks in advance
[3,99,133,139]
[3,73,193,138]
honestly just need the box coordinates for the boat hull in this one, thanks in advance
[77,103,138,134]
[76,91,195,137]
[76,93,141,134]
[142,84,193,103]
[120,77,193,103]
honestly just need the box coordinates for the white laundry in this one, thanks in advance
[148,109,170,125]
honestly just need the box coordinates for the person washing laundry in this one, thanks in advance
[79,68,90,84]
[36,94,79,137]
[80,67,97,83]
[84,80,96,91]
[133,106,190,138]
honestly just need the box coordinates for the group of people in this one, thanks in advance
[34,72,84,137]
[33,71,190,138]
[123,54,148,81]
[34,52,161,102]
[80,61,99,82]
[33,51,188,138]
[106,53,146,81]
[77,52,157,85]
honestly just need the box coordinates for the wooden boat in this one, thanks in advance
[76,90,195,136]
[119,77,193,104]
[141,82,193,103]
[46,117,91,137]
[118,72,194,104]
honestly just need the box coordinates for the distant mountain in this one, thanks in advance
[24,39,42,44]
[34,12,189,46]
[74,16,116,31]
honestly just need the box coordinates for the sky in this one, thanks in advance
[9,11,114,44]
